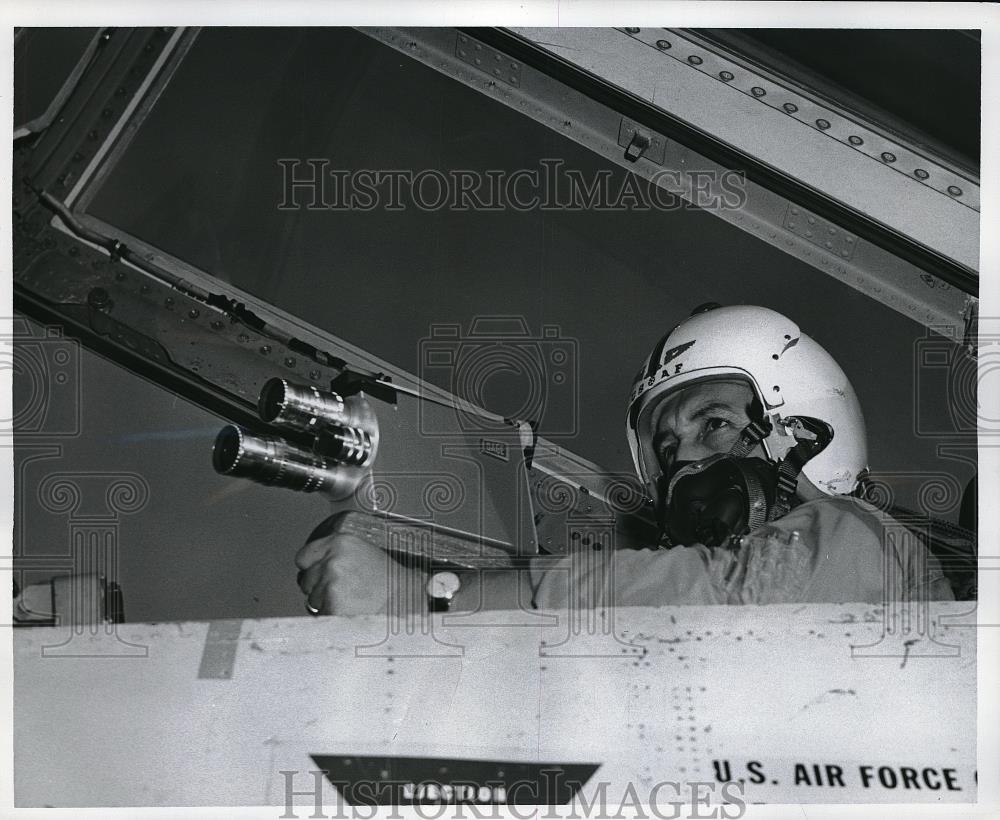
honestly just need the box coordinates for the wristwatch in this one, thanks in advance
[426,571,462,612]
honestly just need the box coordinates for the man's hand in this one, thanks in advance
[295,529,427,616]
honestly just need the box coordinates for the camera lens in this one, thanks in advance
[213,425,339,493]
[257,378,349,432]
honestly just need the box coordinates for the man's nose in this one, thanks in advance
[675,439,717,464]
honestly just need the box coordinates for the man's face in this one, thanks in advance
[646,378,761,479]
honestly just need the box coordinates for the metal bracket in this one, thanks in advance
[618,118,667,165]
[961,296,978,358]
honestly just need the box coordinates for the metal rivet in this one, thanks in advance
[719,70,734,81]
[947,185,963,197]
[165,297,174,307]
[687,55,703,66]
[284,357,296,367]
[259,345,271,354]
[815,119,830,130]
[625,27,640,34]
[140,283,150,293]
[211,320,223,330]
[87,287,111,310]
[772,385,780,392]
[751,86,766,97]
[188,309,199,319]
[309,370,321,381]
[783,102,798,113]
[848,135,864,146]
[881,152,897,163]
[914,168,929,180]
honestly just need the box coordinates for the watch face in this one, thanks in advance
[427,571,461,600]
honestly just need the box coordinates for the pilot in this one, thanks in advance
[295,305,954,614]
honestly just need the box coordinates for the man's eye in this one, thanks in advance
[703,418,731,436]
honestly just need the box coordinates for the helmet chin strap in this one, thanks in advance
[729,413,834,519]
[726,417,773,459]
[769,416,833,519]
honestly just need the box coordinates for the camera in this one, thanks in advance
[913,325,1000,437]
[419,316,578,436]
[2,318,81,437]
[212,378,379,501]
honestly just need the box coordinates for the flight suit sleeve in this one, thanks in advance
[530,497,954,608]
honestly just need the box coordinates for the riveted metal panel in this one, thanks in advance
[507,27,978,275]
[358,26,973,332]
[14,604,976,806]
[624,28,980,213]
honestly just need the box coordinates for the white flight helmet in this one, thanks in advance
[626,305,868,506]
